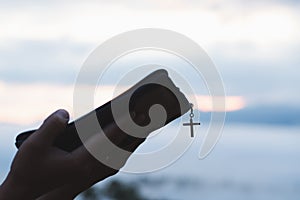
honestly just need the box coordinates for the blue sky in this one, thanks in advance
[0,0,299,125]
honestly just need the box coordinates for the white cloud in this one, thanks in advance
[0,1,298,47]
[0,81,246,125]
[0,82,73,125]
[0,0,299,120]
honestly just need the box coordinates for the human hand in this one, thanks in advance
[0,109,144,200]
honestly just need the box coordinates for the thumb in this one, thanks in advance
[33,109,69,146]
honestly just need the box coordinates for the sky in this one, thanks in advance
[0,1,300,197]
[0,0,299,125]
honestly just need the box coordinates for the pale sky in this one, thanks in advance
[0,0,299,125]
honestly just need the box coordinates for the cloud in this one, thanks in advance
[0,39,91,84]
[0,0,299,119]
[0,82,73,125]
[196,95,245,112]
[0,80,246,125]
[0,37,299,109]
[0,0,299,45]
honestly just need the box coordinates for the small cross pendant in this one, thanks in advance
[183,103,200,137]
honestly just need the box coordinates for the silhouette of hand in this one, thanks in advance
[0,110,143,200]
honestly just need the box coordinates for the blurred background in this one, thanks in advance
[0,0,299,199]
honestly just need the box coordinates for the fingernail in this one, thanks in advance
[56,109,69,122]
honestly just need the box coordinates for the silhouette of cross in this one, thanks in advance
[183,118,200,137]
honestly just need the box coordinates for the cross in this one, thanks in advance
[183,103,200,137]
[183,118,200,137]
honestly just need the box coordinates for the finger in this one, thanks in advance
[72,121,126,165]
[72,114,150,170]
[30,109,69,146]
[72,115,141,170]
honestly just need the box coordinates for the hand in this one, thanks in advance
[0,110,144,199]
